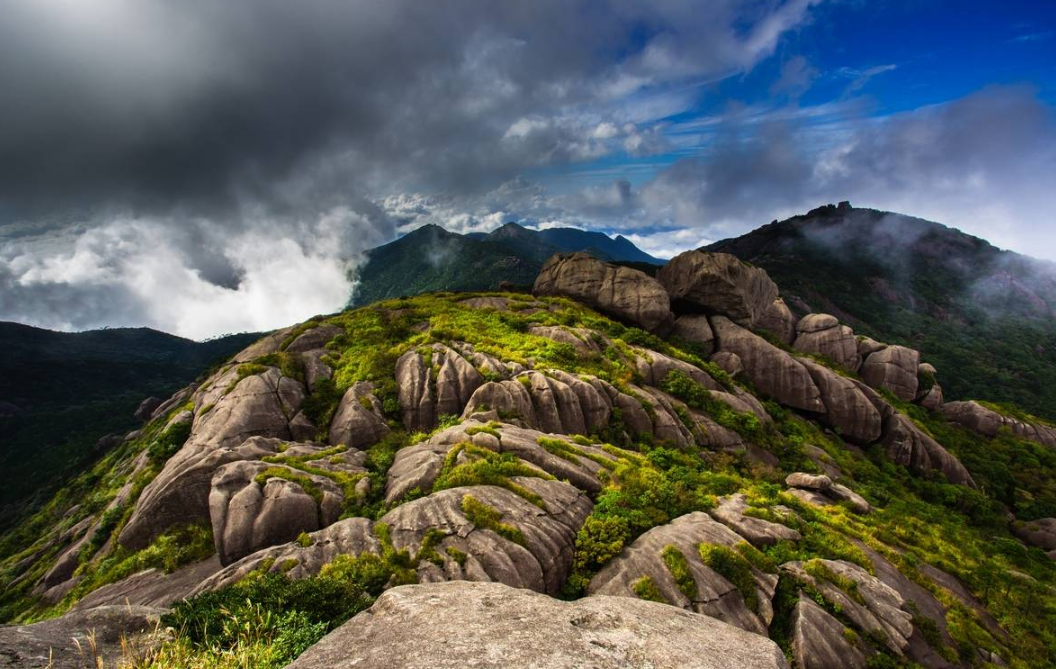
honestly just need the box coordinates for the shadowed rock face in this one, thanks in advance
[799,358,882,443]
[658,251,778,328]
[671,314,716,354]
[1013,518,1056,553]
[942,400,1056,448]
[861,345,920,401]
[710,316,825,413]
[782,559,914,656]
[791,595,867,669]
[757,298,796,344]
[198,483,592,597]
[533,252,672,332]
[287,581,790,669]
[793,314,861,371]
[880,413,976,487]
[118,367,309,551]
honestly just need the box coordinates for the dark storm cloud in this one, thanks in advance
[0,0,821,337]
[0,0,819,217]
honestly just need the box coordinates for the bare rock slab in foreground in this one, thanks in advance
[287,581,789,669]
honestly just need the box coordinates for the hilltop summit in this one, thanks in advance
[4,249,1056,667]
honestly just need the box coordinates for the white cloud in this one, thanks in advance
[1,206,390,339]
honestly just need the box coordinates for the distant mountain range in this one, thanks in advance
[707,203,1056,420]
[0,323,258,516]
[349,222,661,306]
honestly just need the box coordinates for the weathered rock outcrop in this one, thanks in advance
[793,314,861,371]
[328,381,390,449]
[782,559,914,656]
[633,346,723,391]
[0,605,164,669]
[588,512,778,635]
[118,368,307,551]
[861,345,920,401]
[671,314,716,354]
[284,324,342,354]
[710,316,825,413]
[134,396,163,423]
[287,581,790,669]
[385,419,617,503]
[1012,518,1056,553]
[942,400,1056,448]
[533,252,672,332]
[853,542,961,669]
[209,444,367,565]
[396,343,486,432]
[197,518,379,591]
[791,595,868,669]
[71,556,221,611]
[383,483,591,595]
[460,369,731,450]
[799,358,882,443]
[710,494,802,546]
[201,483,591,596]
[785,473,870,514]
[880,413,976,487]
[658,251,779,329]
[757,298,796,344]
[527,325,603,357]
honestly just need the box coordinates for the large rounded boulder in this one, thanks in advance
[657,251,779,328]
[533,252,672,332]
[860,346,920,401]
[287,581,790,669]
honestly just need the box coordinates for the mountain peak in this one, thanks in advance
[489,221,533,238]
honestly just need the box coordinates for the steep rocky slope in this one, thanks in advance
[707,203,1056,422]
[0,324,258,516]
[2,252,1056,668]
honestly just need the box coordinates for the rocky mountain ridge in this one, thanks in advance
[707,204,1056,421]
[0,323,259,516]
[2,250,1056,668]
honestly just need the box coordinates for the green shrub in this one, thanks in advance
[433,443,550,506]
[632,576,667,603]
[661,545,697,599]
[699,543,758,611]
[146,419,192,465]
[460,495,525,546]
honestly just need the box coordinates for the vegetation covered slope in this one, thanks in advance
[0,323,258,515]
[349,222,660,306]
[707,204,1056,421]
[2,289,1056,668]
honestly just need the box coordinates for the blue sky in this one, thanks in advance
[541,0,1056,190]
[1,0,1055,337]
